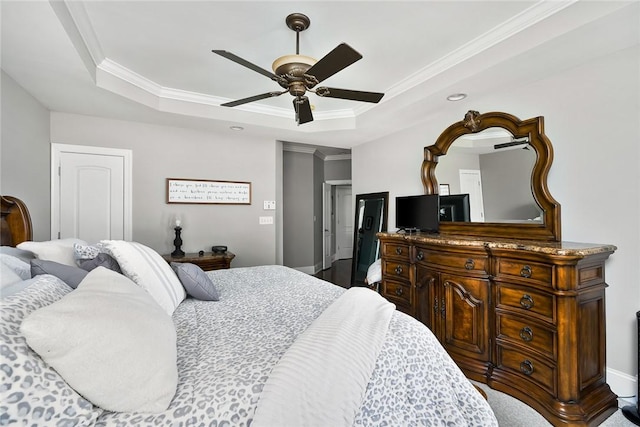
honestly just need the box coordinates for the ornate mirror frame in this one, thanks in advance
[421,110,561,241]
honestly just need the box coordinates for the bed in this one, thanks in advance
[0,195,498,426]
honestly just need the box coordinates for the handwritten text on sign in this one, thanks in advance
[167,179,251,204]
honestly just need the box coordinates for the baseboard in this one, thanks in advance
[608,366,637,403]
[292,265,317,275]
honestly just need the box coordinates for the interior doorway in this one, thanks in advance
[51,143,132,242]
[321,180,352,269]
[335,185,353,260]
[459,169,485,222]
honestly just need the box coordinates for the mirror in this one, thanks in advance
[422,111,561,241]
[437,127,541,223]
[351,192,388,287]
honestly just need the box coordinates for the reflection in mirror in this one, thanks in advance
[351,192,388,287]
[436,127,541,224]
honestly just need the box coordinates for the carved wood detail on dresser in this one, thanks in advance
[379,232,617,426]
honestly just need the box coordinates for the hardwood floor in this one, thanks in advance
[314,259,352,288]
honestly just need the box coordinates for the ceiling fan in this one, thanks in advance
[212,13,384,125]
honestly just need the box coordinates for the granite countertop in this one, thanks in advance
[377,232,617,256]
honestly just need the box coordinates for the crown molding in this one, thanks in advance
[325,154,351,161]
[384,1,577,100]
[282,143,317,155]
[56,0,575,126]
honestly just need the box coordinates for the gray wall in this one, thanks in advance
[1,72,51,241]
[353,45,640,394]
[282,151,314,269]
[313,154,324,271]
[480,148,539,221]
[324,158,351,181]
[45,112,278,267]
[282,149,332,272]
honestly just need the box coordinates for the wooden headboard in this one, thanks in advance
[1,196,33,247]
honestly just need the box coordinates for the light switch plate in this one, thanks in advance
[263,201,276,210]
[259,216,274,225]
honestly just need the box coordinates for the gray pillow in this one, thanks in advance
[170,262,219,301]
[31,259,88,289]
[0,246,36,264]
[78,253,121,273]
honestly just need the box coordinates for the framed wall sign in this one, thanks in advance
[167,178,251,204]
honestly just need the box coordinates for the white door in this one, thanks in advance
[335,185,353,259]
[52,144,132,242]
[459,169,485,222]
[322,183,333,269]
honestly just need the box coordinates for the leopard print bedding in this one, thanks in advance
[1,266,497,426]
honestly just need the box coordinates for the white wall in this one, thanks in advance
[353,45,640,394]
[50,112,278,267]
[1,72,51,241]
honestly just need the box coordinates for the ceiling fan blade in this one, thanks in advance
[221,91,286,107]
[305,43,362,85]
[212,50,279,81]
[316,87,384,103]
[293,96,313,124]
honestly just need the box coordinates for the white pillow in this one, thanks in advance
[20,267,178,413]
[17,238,87,266]
[100,240,186,315]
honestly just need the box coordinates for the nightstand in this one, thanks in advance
[163,251,235,271]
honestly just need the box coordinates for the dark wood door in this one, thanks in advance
[440,273,491,363]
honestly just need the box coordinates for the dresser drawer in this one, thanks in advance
[496,314,556,359]
[496,258,553,288]
[496,346,556,396]
[496,285,555,323]
[382,242,411,260]
[381,278,413,308]
[382,260,411,282]
[415,248,488,274]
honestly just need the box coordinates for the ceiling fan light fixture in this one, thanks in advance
[212,12,384,124]
[272,54,317,75]
[447,93,467,101]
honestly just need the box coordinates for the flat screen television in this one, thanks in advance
[439,194,471,222]
[395,194,439,232]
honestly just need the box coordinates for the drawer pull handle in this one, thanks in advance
[464,259,475,270]
[519,326,534,342]
[520,360,534,376]
[520,294,535,310]
[520,265,532,278]
[416,250,424,261]
[395,287,403,296]
[395,247,403,255]
[394,265,403,275]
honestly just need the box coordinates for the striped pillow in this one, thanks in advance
[100,241,185,315]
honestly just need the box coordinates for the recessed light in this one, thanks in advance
[446,93,467,101]
[230,126,244,131]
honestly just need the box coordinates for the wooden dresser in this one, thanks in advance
[379,232,617,426]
